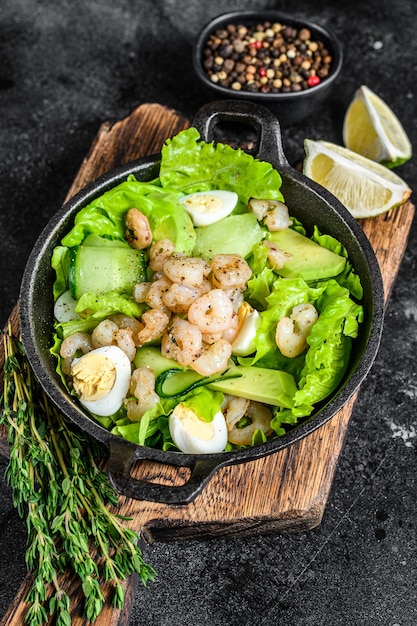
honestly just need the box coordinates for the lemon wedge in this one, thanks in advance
[303,139,411,218]
[343,85,412,168]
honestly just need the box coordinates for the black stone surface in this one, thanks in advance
[0,1,416,625]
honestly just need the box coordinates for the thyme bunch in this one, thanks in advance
[1,326,156,625]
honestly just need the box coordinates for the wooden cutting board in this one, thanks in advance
[0,103,414,626]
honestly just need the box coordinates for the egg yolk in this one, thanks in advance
[174,404,214,441]
[182,194,223,215]
[71,353,116,402]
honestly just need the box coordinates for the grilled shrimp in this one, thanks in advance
[132,281,151,304]
[114,328,136,361]
[276,303,318,358]
[161,317,203,367]
[162,283,203,315]
[262,240,293,270]
[163,253,211,286]
[249,199,292,231]
[227,401,273,446]
[124,366,160,421]
[124,207,152,250]
[60,332,93,359]
[222,395,250,430]
[136,308,171,347]
[190,339,232,376]
[91,318,137,360]
[187,289,234,334]
[210,254,252,290]
[149,238,176,271]
[263,202,292,231]
[145,275,173,310]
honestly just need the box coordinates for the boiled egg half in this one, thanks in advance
[54,289,81,323]
[179,189,238,227]
[70,345,131,416]
[231,302,262,357]
[169,403,228,454]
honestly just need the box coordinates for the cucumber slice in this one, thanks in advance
[193,213,264,260]
[82,234,129,247]
[69,245,146,299]
[134,346,181,377]
[155,367,242,399]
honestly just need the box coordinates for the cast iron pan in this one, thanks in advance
[19,100,384,504]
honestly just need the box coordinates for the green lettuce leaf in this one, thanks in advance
[74,291,145,319]
[179,386,225,423]
[159,127,284,209]
[61,176,195,254]
[311,225,363,300]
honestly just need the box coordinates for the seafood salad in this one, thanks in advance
[51,128,364,454]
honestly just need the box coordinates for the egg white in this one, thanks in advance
[231,309,262,357]
[54,289,80,323]
[169,404,228,454]
[71,345,131,417]
[179,189,238,227]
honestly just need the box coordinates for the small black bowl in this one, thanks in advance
[193,11,343,127]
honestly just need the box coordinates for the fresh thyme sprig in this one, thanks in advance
[1,325,156,625]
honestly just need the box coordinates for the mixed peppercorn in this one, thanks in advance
[202,20,333,94]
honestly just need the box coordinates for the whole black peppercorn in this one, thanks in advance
[202,19,333,94]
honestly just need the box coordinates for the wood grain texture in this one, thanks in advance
[0,103,414,625]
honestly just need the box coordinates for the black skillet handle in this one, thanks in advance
[191,99,290,169]
[107,437,225,504]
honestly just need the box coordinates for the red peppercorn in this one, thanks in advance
[258,67,267,77]
[307,75,321,87]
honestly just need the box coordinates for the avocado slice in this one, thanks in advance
[207,365,296,408]
[270,228,346,281]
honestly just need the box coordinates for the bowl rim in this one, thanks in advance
[193,9,343,101]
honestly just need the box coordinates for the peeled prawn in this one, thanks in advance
[221,312,239,343]
[132,282,151,304]
[276,303,319,358]
[249,199,292,231]
[145,275,172,310]
[60,332,93,359]
[187,289,234,335]
[161,317,202,367]
[163,254,210,286]
[263,202,292,231]
[114,327,136,361]
[210,254,252,290]
[91,318,137,360]
[109,314,143,336]
[262,240,293,270]
[124,208,152,250]
[124,367,160,421]
[136,308,170,347]
[223,287,244,313]
[190,339,232,376]
[149,238,176,271]
[162,282,202,315]
[222,395,250,430]
[227,401,273,446]
[91,319,119,348]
